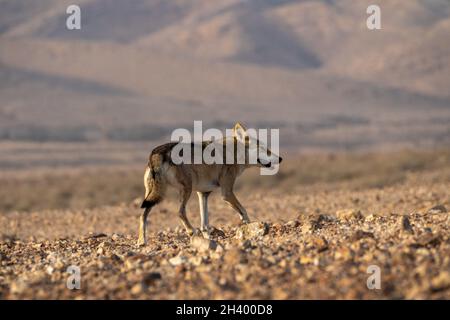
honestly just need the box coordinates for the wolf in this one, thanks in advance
[137,123,282,246]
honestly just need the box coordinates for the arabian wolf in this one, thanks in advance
[137,123,282,246]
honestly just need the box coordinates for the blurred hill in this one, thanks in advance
[0,0,449,150]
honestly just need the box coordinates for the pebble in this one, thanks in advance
[235,222,269,240]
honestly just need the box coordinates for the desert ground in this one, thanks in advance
[0,149,449,299]
[0,0,449,300]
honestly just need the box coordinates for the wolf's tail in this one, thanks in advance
[140,154,165,209]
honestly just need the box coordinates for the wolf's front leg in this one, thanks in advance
[197,192,212,238]
[222,190,250,224]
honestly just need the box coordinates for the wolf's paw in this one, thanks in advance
[201,229,211,240]
[137,238,146,247]
[187,228,202,237]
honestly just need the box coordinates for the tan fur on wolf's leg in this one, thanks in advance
[178,188,196,235]
[222,190,250,224]
[137,207,151,246]
[197,192,211,238]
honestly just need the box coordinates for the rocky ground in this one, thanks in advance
[0,175,449,299]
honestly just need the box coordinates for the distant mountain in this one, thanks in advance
[0,0,449,149]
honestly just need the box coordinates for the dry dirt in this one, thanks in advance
[0,176,449,299]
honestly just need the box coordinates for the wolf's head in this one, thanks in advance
[232,122,282,168]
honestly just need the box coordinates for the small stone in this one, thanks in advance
[46,266,54,275]
[235,222,269,240]
[209,226,226,238]
[85,233,108,239]
[130,283,143,295]
[335,247,353,260]
[400,216,414,234]
[111,234,120,241]
[124,254,147,270]
[301,221,316,233]
[286,220,299,228]
[430,271,450,292]
[414,233,441,247]
[224,248,247,264]
[336,209,363,220]
[299,255,316,265]
[301,214,334,234]
[32,243,43,249]
[428,205,447,214]
[240,239,253,250]
[191,236,219,252]
[306,236,328,252]
[142,272,162,287]
[350,230,374,242]
[169,255,188,266]
[190,256,204,266]
[10,280,28,295]
[317,214,337,223]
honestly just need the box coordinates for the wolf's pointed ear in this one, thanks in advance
[233,122,247,142]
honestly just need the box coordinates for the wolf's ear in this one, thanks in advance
[233,122,247,142]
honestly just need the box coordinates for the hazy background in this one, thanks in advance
[1,0,449,156]
[0,0,449,177]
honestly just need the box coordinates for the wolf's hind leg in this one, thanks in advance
[197,192,211,238]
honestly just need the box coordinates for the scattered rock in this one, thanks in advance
[124,254,148,270]
[1,178,448,299]
[142,272,162,287]
[111,233,120,241]
[430,271,450,292]
[235,222,269,240]
[169,255,189,266]
[10,280,28,295]
[350,230,374,241]
[400,216,414,234]
[336,209,363,221]
[301,221,316,233]
[285,220,299,228]
[299,255,318,265]
[306,235,328,252]
[414,233,442,247]
[84,233,108,239]
[224,248,248,265]
[209,226,226,238]
[365,214,378,222]
[191,236,219,252]
[428,205,447,214]
[334,247,353,260]
[130,283,144,295]
[317,214,337,223]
